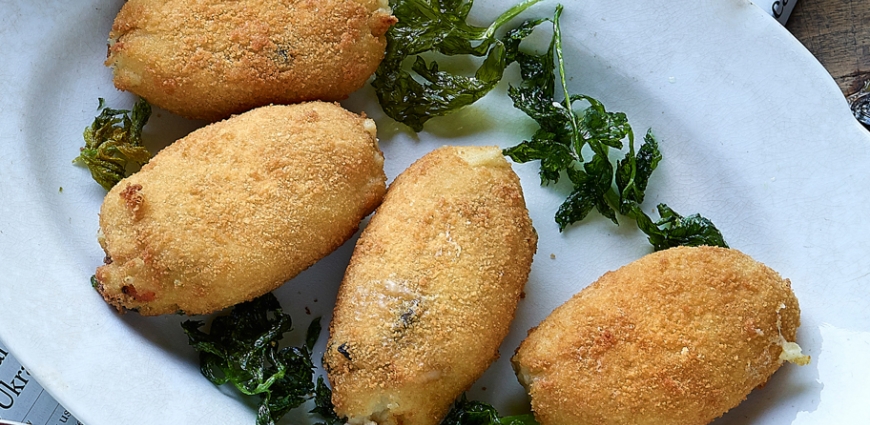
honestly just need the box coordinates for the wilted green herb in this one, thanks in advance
[181,294,320,425]
[74,98,152,190]
[310,376,344,425]
[441,395,538,425]
[634,204,729,251]
[373,0,543,131]
[503,5,727,250]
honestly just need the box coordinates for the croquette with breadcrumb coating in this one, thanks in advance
[105,0,397,121]
[94,102,386,316]
[512,246,810,425]
[324,146,537,425]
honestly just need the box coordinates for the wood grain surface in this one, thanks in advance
[786,0,870,95]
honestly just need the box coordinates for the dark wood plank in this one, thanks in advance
[786,0,870,95]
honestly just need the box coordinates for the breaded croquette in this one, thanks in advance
[512,246,809,425]
[324,146,537,425]
[105,0,397,121]
[94,102,386,316]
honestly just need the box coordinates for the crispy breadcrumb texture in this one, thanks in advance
[324,146,537,425]
[94,102,386,316]
[512,246,808,425]
[106,0,397,121]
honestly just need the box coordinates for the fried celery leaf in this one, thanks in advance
[74,98,152,190]
[373,0,542,131]
[503,6,727,250]
[441,394,538,425]
[310,376,345,425]
[633,204,730,251]
[181,294,319,425]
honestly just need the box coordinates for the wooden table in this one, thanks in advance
[787,0,870,96]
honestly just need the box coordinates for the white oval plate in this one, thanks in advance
[2,0,869,424]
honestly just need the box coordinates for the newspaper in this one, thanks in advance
[0,2,795,423]
[0,340,82,425]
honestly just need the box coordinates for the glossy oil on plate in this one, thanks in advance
[1,0,869,424]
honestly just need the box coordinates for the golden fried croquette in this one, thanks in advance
[105,0,397,121]
[512,246,809,425]
[323,146,537,425]
[94,102,386,316]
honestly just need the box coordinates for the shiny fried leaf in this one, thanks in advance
[634,204,729,251]
[181,294,317,425]
[616,129,662,213]
[441,394,538,425]
[503,5,727,250]
[372,0,543,131]
[310,376,344,425]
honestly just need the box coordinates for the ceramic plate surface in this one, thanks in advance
[1,0,869,424]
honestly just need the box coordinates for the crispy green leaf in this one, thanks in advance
[373,0,543,131]
[503,6,727,250]
[441,394,538,425]
[310,376,345,425]
[555,184,597,231]
[306,317,322,352]
[74,98,152,190]
[633,204,729,251]
[259,346,317,424]
[502,132,573,185]
[616,129,662,214]
[181,293,316,425]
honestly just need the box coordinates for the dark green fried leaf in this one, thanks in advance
[311,376,345,425]
[634,131,663,194]
[441,394,538,425]
[74,98,152,190]
[306,317,322,352]
[632,204,729,251]
[555,186,597,231]
[616,129,662,214]
[502,133,573,185]
[181,293,317,425]
[263,344,319,424]
[503,5,728,250]
[373,0,543,131]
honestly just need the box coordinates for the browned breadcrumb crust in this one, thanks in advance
[106,0,397,121]
[95,102,386,316]
[512,246,806,425]
[324,146,538,425]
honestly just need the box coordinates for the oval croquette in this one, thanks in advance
[105,0,397,121]
[94,102,386,316]
[324,146,538,425]
[512,246,809,425]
